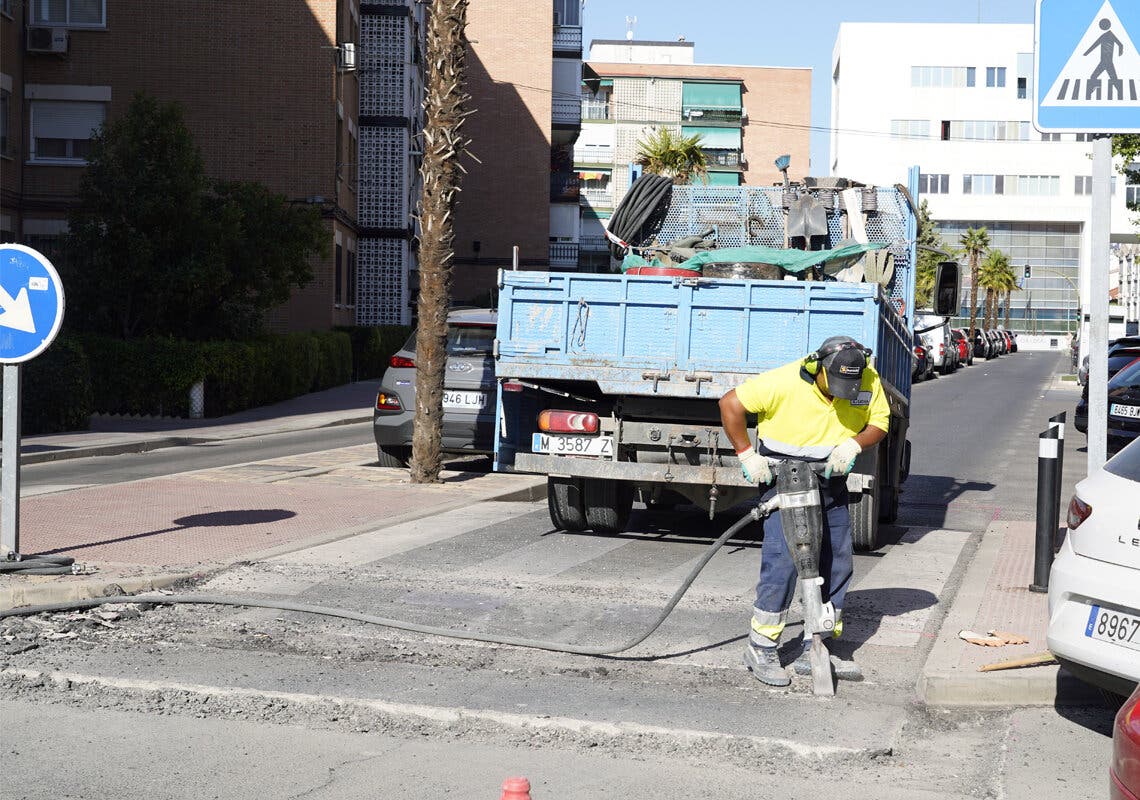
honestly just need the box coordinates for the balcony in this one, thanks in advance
[581,99,610,121]
[550,171,580,202]
[704,150,742,167]
[553,25,582,54]
[573,143,613,163]
[549,242,579,267]
[579,236,610,253]
[553,96,581,127]
[580,187,614,208]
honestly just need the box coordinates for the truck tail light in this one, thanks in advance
[939,343,945,356]
[376,392,403,411]
[1066,495,1092,530]
[389,355,416,368]
[538,409,599,434]
[502,381,524,393]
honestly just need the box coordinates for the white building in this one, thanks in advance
[831,22,1140,336]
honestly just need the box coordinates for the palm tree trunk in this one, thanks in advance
[410,0,470,484]
[984,289,993,329]
[1004,289,1012,329]
[967,255,980,340]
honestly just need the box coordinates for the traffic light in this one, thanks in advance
[1023,265,1031,280]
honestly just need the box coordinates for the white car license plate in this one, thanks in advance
[443,391,486,409]
[1110,403,1140,419]
[532,433,613,457]
[1084,605,1140,652]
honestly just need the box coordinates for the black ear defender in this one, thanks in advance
[803,339,872,368]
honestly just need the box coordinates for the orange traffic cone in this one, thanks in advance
[500,776,531,800]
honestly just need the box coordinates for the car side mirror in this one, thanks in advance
[933,261,961,317]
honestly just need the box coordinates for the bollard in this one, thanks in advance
[500,776,532,800]
[1030,426,1060,593]
[1049,411,1066,550]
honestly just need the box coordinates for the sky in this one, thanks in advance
[581,0,1037,172]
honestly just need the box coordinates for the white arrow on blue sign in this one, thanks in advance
[1035,0,1140,132]
[0,244,66,364]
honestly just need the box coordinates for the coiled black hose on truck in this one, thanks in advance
[0,507,764,657]
[607,174,674,261]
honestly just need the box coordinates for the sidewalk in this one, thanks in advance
[2,377,1106,707]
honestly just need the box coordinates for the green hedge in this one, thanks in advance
[0,337,94,435]
[8,327,407,434]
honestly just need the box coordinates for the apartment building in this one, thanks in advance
[1,0,361,331]
[832,22,1140,335]
[575,39,811,269]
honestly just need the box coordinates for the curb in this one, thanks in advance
[918,523,1100,707]
[0,572,193,614]
[18,415,375,466]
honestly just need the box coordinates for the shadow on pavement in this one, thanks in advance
[831,586,940,660]
[898,473,998,527]
[35,509,297,556]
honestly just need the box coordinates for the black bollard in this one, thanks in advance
[1049,411,1066,550]
[1030,427,1060,593]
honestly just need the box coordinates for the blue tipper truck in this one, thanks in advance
[491,171,921,551]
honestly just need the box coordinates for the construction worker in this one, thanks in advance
[718,335,889,687]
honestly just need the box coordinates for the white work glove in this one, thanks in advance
[737,446,772,485]
[824,438,861,479]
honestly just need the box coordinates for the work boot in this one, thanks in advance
[743,644,791,687]
[792,638,864,681]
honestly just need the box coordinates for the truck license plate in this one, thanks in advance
[532,433,613,457]
[1110,403,1140,419]
[1084,605,1140,652]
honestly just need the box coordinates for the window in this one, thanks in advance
[31,0,105,26]
[1041,132,1061,142]
[1127,181,1140,207]
[1075,176,1117,194]
[890,119,931,139]
[963,174,1001,195]
[0,0,12,16]
[0,90,10,158]
[919,173,950,194]
[29,100,105,163]
[911,66,974,88]
[335,243,343,305]
[346,249,356,307]
[1006,175,1059,196]
[1075,133,1097,142]
[947,120,1030,141]
[553,0,580,26]
[985,67,1006,88]
[1017,77,1027,99]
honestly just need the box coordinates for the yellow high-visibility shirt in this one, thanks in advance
[733,360,890,459]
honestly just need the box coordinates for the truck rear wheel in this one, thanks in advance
[584,478,633,534]
[851,483,880,551]
[548,477,587,532]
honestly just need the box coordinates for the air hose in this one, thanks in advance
[0,507,764,657]
[0,554,77,576]
[607,174,674,260]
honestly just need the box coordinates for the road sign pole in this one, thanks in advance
[1088,136,1112,472]
[1,364,22,556]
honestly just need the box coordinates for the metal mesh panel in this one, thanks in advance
[357,238,407,325]
[360,15,408,117]
[358,127,408,228]
[654,185,913,300]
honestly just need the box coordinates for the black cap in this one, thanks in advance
[819,335,867,401]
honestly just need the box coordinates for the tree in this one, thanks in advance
[978,249,1011,329]
[959,227,991,340]
[1114,135,1140,214]
[635,127,708,185]
[914,200,943,310]
[410,0,471,484]
[65,92,325,340]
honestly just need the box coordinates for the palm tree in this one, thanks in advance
[635,127,708,185]
[410,0,471,484]
[978,249,1011,329]
[959,227,991,341]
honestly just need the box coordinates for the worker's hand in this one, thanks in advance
[737,446,772,485]
[824,438,861,479]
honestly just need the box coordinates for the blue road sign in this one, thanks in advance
[1035,0,1140,132]
[0,244,65,364]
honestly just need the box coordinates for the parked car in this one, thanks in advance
[1008,331,1018,353]
[1075,356,1140,438]
[1047,436,1140,696]
[1111,683,1140,800]
[912,331,933,382]
[372,308,497,467]
[950,328,973,366]
[973,328,991,360]
[915,314,958,375]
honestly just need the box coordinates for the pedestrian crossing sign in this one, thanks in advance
[1035,0,1140,132]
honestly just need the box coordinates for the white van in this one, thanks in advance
[914,313,958,375]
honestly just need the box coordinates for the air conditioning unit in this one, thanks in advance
[337,42,357,72]
[26,26,68,54]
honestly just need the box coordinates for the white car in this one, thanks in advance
[1047,437,1140,695]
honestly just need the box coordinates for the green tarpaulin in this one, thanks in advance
[677,243,888,274]
[681,82,743,113]
[681,125,742,150]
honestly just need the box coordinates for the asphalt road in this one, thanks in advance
[2,350,1119,800]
